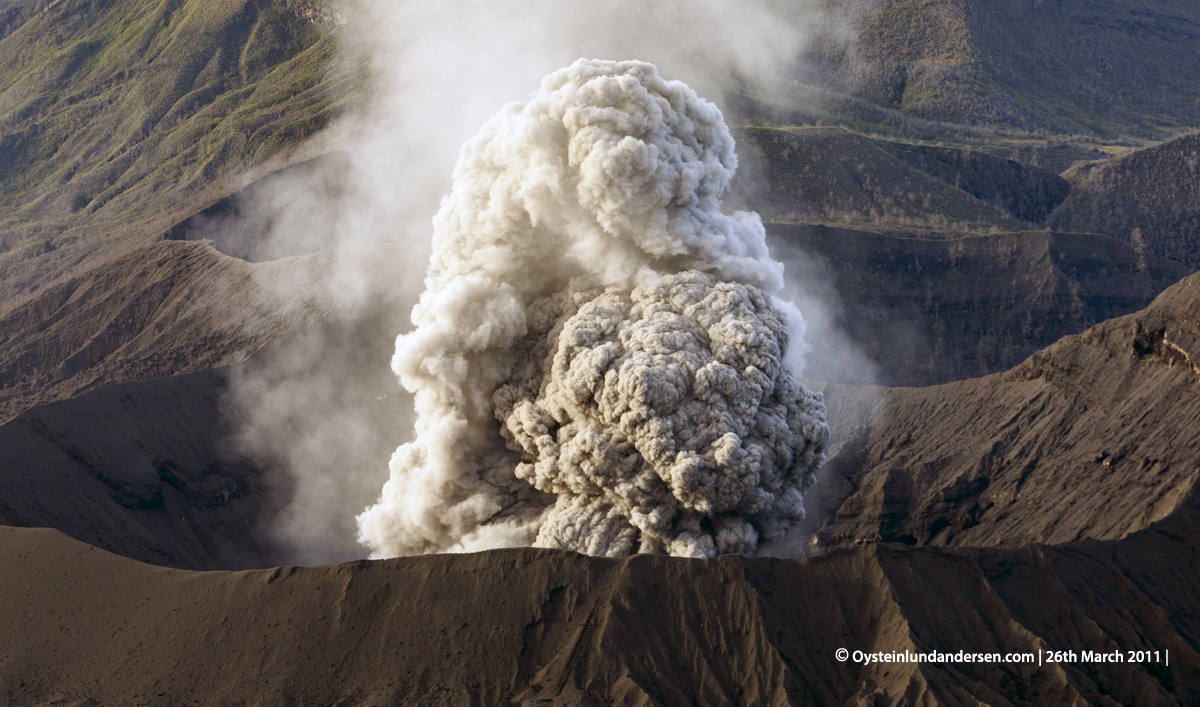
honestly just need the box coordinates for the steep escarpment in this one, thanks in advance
[880,139,1070,223]
[769,224,1191,386]
[734,127,1025,231]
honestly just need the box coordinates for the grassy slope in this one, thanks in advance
[0,0,354,308]
[965,0,1200,135]
[809,0,1200,136]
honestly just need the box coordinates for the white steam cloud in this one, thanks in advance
[356,60,829,558]
[208,0,869,563]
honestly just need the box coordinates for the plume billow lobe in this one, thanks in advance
[357,59,828,558]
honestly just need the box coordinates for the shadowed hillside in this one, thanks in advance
[0,306,407,569]
[880,138,1070,223]
[0,368,280,569]
[815,269,1200,550]
[1049,131,1200,271]
[769,224,1191,385]
[734,126,1027,232]
[0,240,413,423]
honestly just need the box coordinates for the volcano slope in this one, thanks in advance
[1048,131,1200,271]
[1,497,1197,704]
[733,126,1069,231]
[769,224,1191,386]
[801,0,1200,135]
[815,269,1200,551]
[0,0,352,312]
[0,237,414,569]
[3,272,1200,706]
[0,224,1187,570]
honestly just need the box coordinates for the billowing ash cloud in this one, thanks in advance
[356,59,829,558]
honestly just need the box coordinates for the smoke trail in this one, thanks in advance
[356,59,829,558]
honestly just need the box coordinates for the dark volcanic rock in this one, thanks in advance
[769,223,1192,386]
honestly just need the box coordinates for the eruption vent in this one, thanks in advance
[357,59,829,558]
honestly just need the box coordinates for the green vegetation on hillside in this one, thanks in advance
[732,126,1063,233]
[801,0,1200,136]
[0,0,355,307]
[1049,131,1200,270]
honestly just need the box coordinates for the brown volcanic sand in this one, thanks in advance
[3,198,1200,707]
[2,497,1199,706]
[815,270,1200,550]
[0,305,411,570]
[0,368,278,570]
[2,276,1199,706]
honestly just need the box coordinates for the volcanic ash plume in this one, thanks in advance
[356,59,829,558]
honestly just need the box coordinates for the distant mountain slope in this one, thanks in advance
[0,240,314,422]
[806,0,1200,135]
[880,138,1070,223]
[816,269,1200,550]
[769,224,1191,385]
[2,513,1198,705]
[734,126,1028,231]
[0,238,411,424]
[1049,131,1200,271]
[0,0,352,305]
